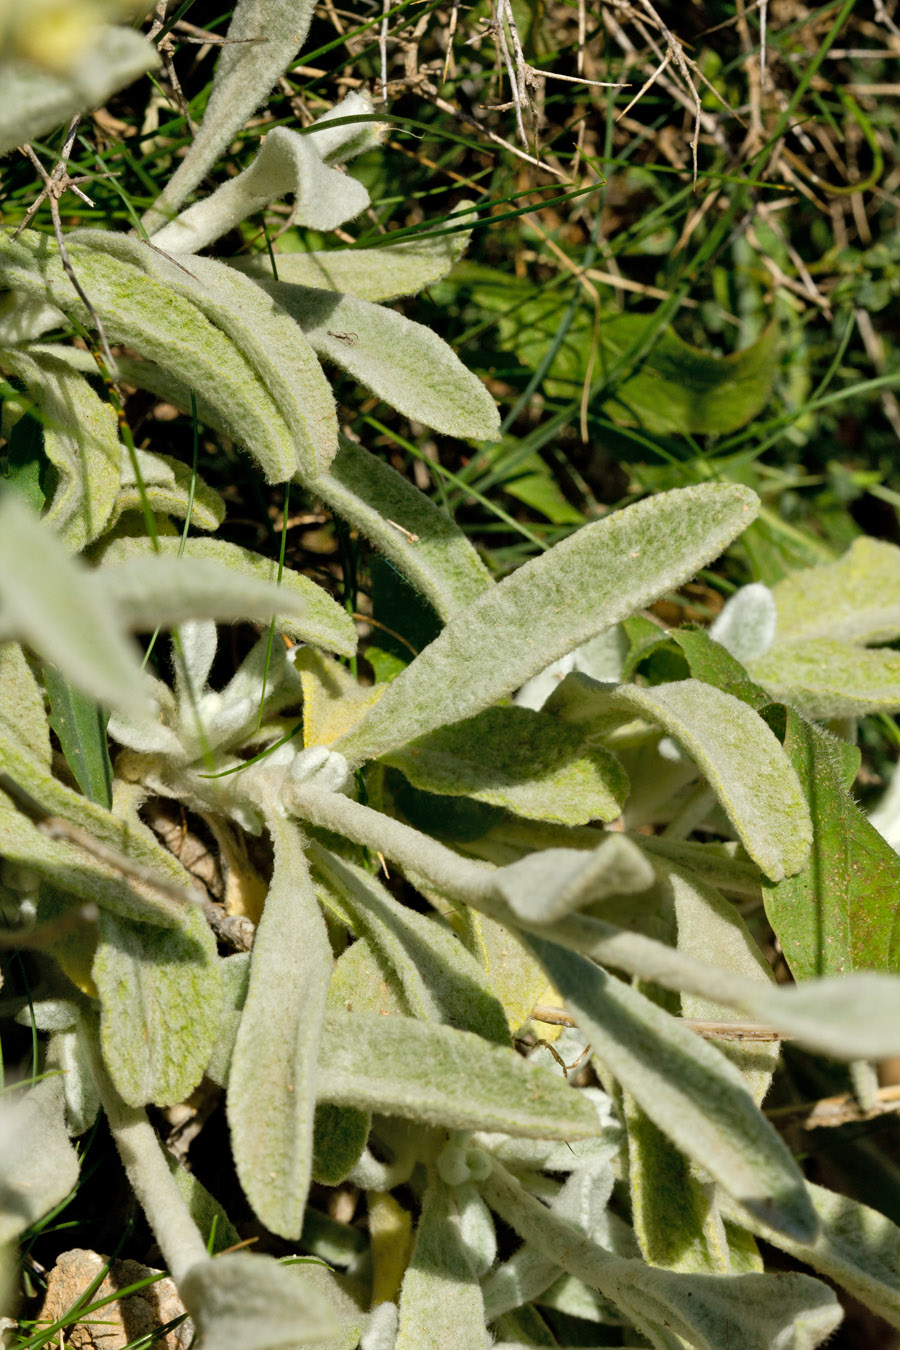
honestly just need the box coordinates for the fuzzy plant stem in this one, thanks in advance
[86,1029,210,1284]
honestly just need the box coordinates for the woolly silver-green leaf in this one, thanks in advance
[107,448,225,535]
[181,1252,345,1350]
[0,1078,80,1243]
[612,680,811,881]
[1,231,299,483]
[770,536,900,645]
[231,204,476,302]
[318,1009,599,1139]
[521,936,818,1241]
[94,903,221,1107]
[0,25,158,157]
[0,641,50,765]
[96,534,356,656]
[395,1174,486,1350]
[250,278,501,443]
[140,0,319,235]
[0,493,148,714]
[227,819,331,1239]
[335,484,760,766]
[749,638,900,718]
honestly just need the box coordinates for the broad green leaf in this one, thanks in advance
[326,934,408,1020]
[749,638,900,718]
[482,1159,841,1350]
[334,484,760,765]
[93,903,221,1106]
[768,537,900,645]
[231,204,477,301]
[252,278,501,443]
[0,491,148,713]
[0,25,158,157]
[0,729,198,927]
[523,936,817,1241]
[227,819,331,1239]
[0,1078,80,1244]
[95,535,356,655]
[612,680,811,881]
[1,231,300,484]
[0,642,50,765]
[310,842,510,1042]
[623,1091,731,1274]
[1,398,46,510]
[1,348,120,550]
[107,449,225,535]
[311,1103,370,1185]
[459,908,554,1034]
[385,705,628,825]
[721,1181,900,1331]
[44,664,112,808]
[319,435,493,618]
[317,1009,600,1139]
[762,708,900,978]
[151,98,376,253]
[670,627,769,709]
[180,1251,341,1350]
[76,236,339,480]
[396,1175,486,1350]
[456,266,779,434]
[141,0,337,234]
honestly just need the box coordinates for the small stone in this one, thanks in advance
[34,1249,193,1350]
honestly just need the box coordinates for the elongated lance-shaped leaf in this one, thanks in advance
[94,903,221,1107]
[0,492,148,714]
[0,641,51,766]
[44,664,113,808]
[0,25,158,157]
[482,1159,841,1350]
[108,447,225,535]
[768,536,900,645]
[151,99,377,254]
[231,203,478,301]
[395,1174,486,1350]
[522,936,817,1241]
[762,707,900,979]
[141,0,319,235]
[227,819,331,1239]
[75,235,338,479]
[317,435,493,618]
[1,231,300,483]
[334,484,760,766]
[750,638,900,719]
[310,842,510,1042]
[1,348,120,550]
[284,782,900,1061]
[720,1181,900,1331]
[94,535,356,655]
[252,278,501,443]
[317,1009,599,1139]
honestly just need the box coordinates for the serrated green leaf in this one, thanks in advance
[2,231,300,484]
[231,204,476,302]
[0,491,148,714]
[228,819,330,1239]
[762,708,900,978]
[335,484,760,766]
[44,664,112,808]
[396,1174,486,1350]
[749,638,900,718]
[523,936,817,1241]
[385,705,628,825]
[612,680,811,881]
[317,1009,599,1139]
[95,534,357,656]
[769,536,900,645]
[0,26,158,157]
[252,279,501,442]
[311,842,510,1042]
[93,903,221,1106]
